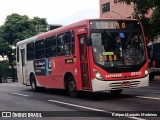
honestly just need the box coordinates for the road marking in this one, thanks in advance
[12,93,29,97]
[48,99,146,120]
[136,96,160,100]
[49,99,105,112]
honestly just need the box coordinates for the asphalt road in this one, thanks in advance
[0,77,160,120]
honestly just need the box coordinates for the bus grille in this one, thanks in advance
[109,81,141,90]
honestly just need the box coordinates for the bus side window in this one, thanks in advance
[35,39,45,59]
[63,32,72,55]
[57,35,65,56]
[57,32,71,56]
[27,42,35,60]
[45,36,56,58]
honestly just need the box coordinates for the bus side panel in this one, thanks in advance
[33,58,55,88]
[32,57,71,89]
[35,76,53,88]
[26,61,37,86]
[53,56,77,89]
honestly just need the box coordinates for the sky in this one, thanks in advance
[0,0,99,26]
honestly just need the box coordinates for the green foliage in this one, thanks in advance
[121,0,160,40]
[0,13,48,81]
[32,17,48,33]
[0,60,9,77]
[1,13,48,45]
[0,13,48,57]
[151,6,160,36]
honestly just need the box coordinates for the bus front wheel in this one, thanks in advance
[68,76,78,97]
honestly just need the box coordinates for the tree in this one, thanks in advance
[0,60,10,83]
[0,13,48,82]
[120,0,160,40]
[0,28,7,58]
[32,17,48,33]
[2,13,47,45]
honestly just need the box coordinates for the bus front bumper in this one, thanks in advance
[91,75,149,92]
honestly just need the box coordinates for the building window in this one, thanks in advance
[114,0,118,3]
[102,2,110,13]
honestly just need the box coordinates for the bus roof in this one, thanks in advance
[16,18,138,46]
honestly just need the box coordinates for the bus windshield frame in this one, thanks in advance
[89,20,146,73]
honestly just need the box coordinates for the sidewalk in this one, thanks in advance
[1,77,18,83]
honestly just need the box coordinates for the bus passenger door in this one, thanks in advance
[79,35,90,89]
[21,49,26,84]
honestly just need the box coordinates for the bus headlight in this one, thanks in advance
[144,70,149,76]
[93,70,104,80]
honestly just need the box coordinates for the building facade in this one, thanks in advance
[100,0,134,18]
[99,0,159,41]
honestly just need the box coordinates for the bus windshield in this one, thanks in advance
[91,31,145,67]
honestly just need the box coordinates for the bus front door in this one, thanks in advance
[79,35,90,90]
[21,49,26,85]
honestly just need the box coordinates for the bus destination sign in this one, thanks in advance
[90,20,140,30]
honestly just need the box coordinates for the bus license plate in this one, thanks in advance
[122,82,130,87]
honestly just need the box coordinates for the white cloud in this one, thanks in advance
[0,0,99,25]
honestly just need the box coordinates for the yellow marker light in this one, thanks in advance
[67,60,73,63]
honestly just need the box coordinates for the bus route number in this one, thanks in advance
[116,22,126,29]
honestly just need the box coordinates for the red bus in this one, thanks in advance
[16,18,149,97]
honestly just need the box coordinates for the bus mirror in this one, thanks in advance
[86,37,92,46]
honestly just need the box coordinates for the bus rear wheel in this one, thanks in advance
[30,75,38,91]
[110,90,123,95]
[68,76,78,97]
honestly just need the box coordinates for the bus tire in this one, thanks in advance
[30,75,38,91]
[149,73,155,81]
[110,90,122,95]
[68,76,78,97]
